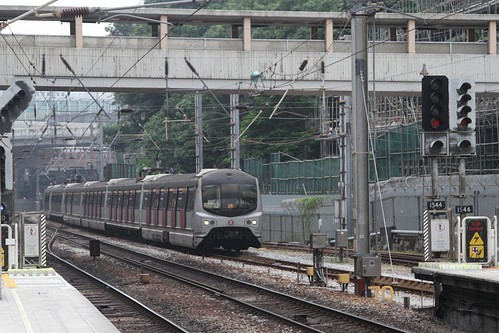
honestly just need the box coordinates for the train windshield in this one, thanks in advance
[202,183,258,217]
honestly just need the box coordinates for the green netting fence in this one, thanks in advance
[243,124,421,195]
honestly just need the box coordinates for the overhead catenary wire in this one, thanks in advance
[4,1,484,174]
[13,1,215,174]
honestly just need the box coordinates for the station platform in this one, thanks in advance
[412,262,499,332]
[0,268,119,333]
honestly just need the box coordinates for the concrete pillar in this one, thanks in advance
[488,21,497,55]
[406,19,415,53]
[243,17,251,51]
[325,19,333,51]
[73,16,83,48]
[160,15,168,50]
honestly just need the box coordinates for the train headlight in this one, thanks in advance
[245,219,257,225]
[203,220,215,226]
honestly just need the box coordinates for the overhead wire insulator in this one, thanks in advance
[53,7,98,18]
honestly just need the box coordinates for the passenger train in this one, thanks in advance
[44,169,262,251]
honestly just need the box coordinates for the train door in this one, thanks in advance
[118,190,124,222]
[176,187,187,229]
[167,188,177,228]
[126,190,135,223]
[113,191,119,222]
[64,192,69,215]
[151,189,158,226]
[91,192,96,218]
[108,191,114,221]
[160,188,167,227]
[185,187,195,229]
[94,191,101,219]
[82,193,87,218]
[68,193,73,215]
[130,190,137,223]
[144,190,152,225]
[123,191,130,223]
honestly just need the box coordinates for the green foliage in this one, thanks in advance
[295,195,330,237]
[239,95,320,160]
[295,195,327,218]
[106,0,340,172]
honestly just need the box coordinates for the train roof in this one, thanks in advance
[44,169,256,193]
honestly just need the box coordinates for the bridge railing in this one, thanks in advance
[0,34,493,55]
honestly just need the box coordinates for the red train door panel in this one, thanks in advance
[145,190,152,225]
[177,187,187,229]
[159,188,167,227]
[168,188,177,228]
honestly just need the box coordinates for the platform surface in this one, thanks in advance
[0,268,119,333]
[412,262,499,290]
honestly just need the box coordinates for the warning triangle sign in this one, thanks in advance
[470,232,484,246]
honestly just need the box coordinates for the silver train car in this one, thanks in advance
[44,169,262,251]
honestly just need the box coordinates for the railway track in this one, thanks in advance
[262,242,424,266]
[50,227,409,333]
[47,233,189,333]
[214,250,434,295]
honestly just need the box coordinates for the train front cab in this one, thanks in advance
[192,169,262,252]
[45,185,64,222]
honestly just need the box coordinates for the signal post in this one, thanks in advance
[421,75,477,263]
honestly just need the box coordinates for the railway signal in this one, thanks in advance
[421,132,448,156]
[421,75,449,132]
[448,76,476,155]
[0,80,35,134]
[0,141,13,192]
[0,203,8,224]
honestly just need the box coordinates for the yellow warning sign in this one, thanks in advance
[469,232,484,246]
[469,245,485,259]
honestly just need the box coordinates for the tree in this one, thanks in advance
[105,0,341,172]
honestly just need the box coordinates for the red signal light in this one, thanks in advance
[431,118,442,129]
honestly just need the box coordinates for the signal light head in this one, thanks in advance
[449,77,475,133]
[422,75,449,132]
[457,82,472,94]
[429,78,443,90]
[457,117,472,128]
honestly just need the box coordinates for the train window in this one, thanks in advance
[134,190,140,209]
[152,189,159,209]
[177,188,186,210]
[165,188,170,209]
[128,190,134,208]
[159,188,166,208]
[167,188,177,210]
[143,191,150,209]
[202,185,221,209]
[202,183,257,217]
[108,192,113,207]
[123,191,129,209]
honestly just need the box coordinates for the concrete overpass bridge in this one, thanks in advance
[1,6,499,97]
